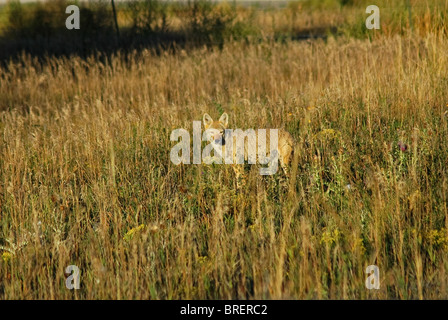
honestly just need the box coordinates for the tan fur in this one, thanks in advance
[203,112,295,187]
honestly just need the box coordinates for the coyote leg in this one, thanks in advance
[281,162,290,177]
[233,165,246,190]
[280,146,293,178]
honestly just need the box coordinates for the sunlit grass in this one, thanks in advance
[1,2,448,300]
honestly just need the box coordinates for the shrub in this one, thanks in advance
[3,0,114,39]
[126,0,170,34]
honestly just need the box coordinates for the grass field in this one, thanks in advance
[1,0,448,300]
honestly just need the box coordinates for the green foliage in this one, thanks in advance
[186,0,255,47]
[5,0,66,38]
[300,0,343,10]
[2,0,114,39]
[126,0,169,34]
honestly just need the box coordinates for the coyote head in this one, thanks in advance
[203,112,228,146]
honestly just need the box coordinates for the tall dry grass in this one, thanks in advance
[1,29,448,298]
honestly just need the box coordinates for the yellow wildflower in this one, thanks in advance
[315,128,340,140]
[197,256,208,265]
[352,238,366,255]
[2,251,12,263]
[320,227,341,246]
[427,228,448,249]
[123,224,145,241]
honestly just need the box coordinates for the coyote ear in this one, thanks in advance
[219,112,228,127]
[203,113,213,128]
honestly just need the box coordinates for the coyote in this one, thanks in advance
[202,112,295,186]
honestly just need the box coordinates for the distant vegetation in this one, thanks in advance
[0,0,447,61]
